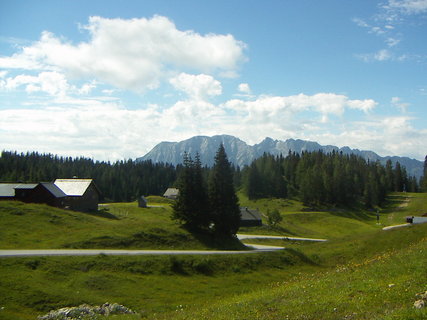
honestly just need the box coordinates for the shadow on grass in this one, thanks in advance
[189,229,249,251]
[284,248,320,266]
[84,208,119,220]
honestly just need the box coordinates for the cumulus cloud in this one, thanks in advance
[238,83,251,94]
[169,73,222,99]
[0,71,97,97]
[224,93,376,121]
[0,16,246,92]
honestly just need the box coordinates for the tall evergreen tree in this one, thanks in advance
[422,155,427,192]
[208,144,241,236]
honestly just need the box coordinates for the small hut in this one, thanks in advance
[240,207,263,227]
[138,196,148,208]
[163,188,179,200]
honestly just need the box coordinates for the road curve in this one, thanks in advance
[0,234,329,258]
[237,234,328,242]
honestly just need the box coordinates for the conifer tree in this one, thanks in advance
[208,144,241,236]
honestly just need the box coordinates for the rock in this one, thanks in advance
[414,299,425,309]
[38,303,136,320]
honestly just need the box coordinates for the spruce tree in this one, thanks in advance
[422,155,427,191]
[172,152,196,227]
[208,144,241,236]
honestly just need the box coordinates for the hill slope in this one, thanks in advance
[138,135,424,178]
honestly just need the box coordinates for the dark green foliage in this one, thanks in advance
[266,209,282,227]
[208,144,241,236]
[242,150,418,208]
[173,146,240,237]
[421,155,427,192]
[172,153,210,230]
[0,151,176,202]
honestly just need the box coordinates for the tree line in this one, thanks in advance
[240,151,421,208]
[0,151,177,202]
[0,149,424,208]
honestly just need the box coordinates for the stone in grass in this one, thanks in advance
[414,299,425,309]
[38,302,136,320]
[413,290,427,309]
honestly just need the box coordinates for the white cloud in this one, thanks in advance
[375,49,392,61]
[391,96,410,112]
[386,37,401,47]
[0,16,246,92]
[385,0,427,14]
[0,71,97,97]
[357,49,393,62]
[224,93,376,120]
[169,73,222,99]
[238,83,251,94]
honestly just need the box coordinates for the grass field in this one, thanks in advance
[0,196,243,250]
[0,192,426,319]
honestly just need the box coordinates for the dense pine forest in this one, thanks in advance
[0,151,177,202]
[0,150,423,206]
[240,151,421,208]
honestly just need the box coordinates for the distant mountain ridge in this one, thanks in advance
[137,135,424,179]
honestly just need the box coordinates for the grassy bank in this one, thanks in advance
[0,197,242,250]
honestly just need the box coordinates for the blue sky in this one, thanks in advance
[0,0,426,161]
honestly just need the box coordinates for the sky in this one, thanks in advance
[0,0,426,161]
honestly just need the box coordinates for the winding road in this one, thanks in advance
[0,234,326,258]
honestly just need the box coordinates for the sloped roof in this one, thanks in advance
[240,207,262,221]
[14,183,38,190]
[163,188,179,197]
[54,179,94,196]
[0,183,19,197]
[40,182,67,198]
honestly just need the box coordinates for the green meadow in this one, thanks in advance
[0,193,426,319]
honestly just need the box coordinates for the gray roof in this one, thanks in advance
[0,183,19,197]
[14,183,38,190]
[54,179,94,196]
[40,182,67,198]
[240,207,262,221]
[163,188,179,197]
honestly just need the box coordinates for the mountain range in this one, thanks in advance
[137,135,424,179]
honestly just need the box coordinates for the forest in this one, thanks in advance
[0,150,424,207]
[240,151,422,208]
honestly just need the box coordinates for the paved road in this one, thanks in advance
[237,234,328,242]
[382,223,411,231]
[0,244,285,258]
[0,234,330,258]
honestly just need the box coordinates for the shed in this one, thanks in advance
[240,207,263,227]
[138,196,148,208]
[54,179,101,212]
[14,183,67,208]
[13,183,39,201]
[0,183,19,200]
[163,188,179,200]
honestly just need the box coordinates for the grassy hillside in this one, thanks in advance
[238,192,425,239]
[0,192,426,319]
[158,224,427,320]
[0,197,241,250]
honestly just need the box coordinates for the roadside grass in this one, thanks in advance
[0,200,217,250]
[0,250,311,320]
